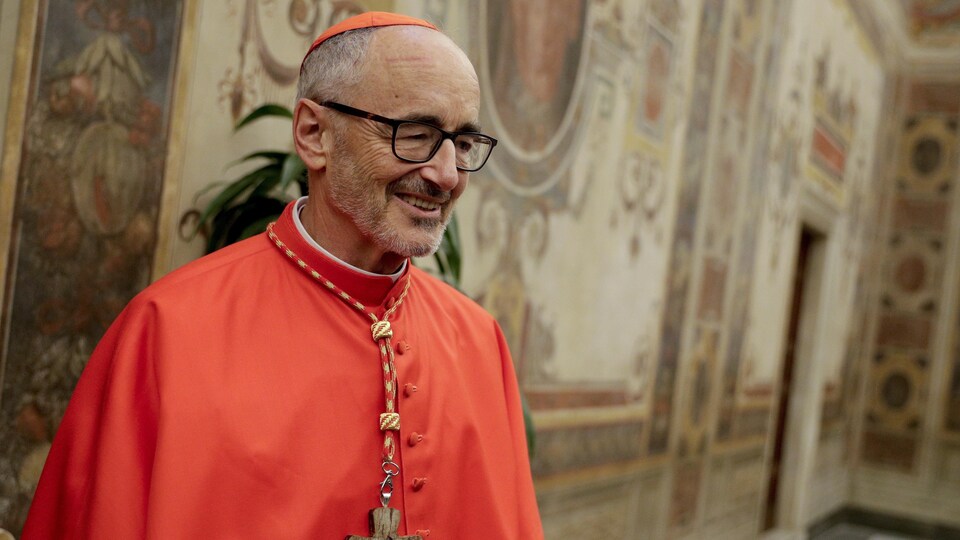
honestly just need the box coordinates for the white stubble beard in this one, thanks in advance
[328,145,450,259]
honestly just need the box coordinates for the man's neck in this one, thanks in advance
[299,199,405,275]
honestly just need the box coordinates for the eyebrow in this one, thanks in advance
[403,113,483,134]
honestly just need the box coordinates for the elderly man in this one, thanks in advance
[23,12,542,540]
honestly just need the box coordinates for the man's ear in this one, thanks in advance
[293,99,332,171]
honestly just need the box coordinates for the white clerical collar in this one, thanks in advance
[292,197,406,283]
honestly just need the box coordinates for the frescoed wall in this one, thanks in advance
[864,84,955,473]
[851,79,960,526]
[0,0,184,530]
[1,0,959,538]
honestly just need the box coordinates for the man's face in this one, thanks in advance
[322,27,481,260]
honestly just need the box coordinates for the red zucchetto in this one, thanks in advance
[301,11,439,69]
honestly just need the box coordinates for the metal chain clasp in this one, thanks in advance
[379,460,401,507]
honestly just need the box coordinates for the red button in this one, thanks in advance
[412,477,427,491]
[415,530,430,537]
[404,383,418,397]
[386,296,397,308]
[408,432,423,446]
[396,341,410,355]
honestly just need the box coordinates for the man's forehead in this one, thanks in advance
[368,27,477,77]
[371,25,460,55]
[339,21,481,130]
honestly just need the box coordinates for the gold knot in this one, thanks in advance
[380,413,400,431]
[371,320,393,341]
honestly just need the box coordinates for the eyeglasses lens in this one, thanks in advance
[394,123,492,171]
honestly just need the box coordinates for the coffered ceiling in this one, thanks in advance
[850,0,960,78]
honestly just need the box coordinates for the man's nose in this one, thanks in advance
[420,139,461,191]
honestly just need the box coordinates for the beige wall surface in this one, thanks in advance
[3,0,960,538]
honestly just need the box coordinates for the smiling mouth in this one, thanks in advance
[397,194,443,212]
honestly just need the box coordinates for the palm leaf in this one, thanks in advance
[522,393,535,457]
[279,153,307,192]
[433,214,462,287]
[444,215,462,282]
[251,168,285,198]
[206,196,286,252]
[238,214,281,240]
[226,150,288,170]
[234,104,293,131]
[195,165,280,235]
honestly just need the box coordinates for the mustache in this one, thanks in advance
[387,175,451,203]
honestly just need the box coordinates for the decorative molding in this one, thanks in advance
[153,0,201,280]
[0,0,39,390]
[530,420,644,478]
[538,466,666,539]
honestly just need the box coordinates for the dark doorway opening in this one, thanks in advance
[763,226,825,530]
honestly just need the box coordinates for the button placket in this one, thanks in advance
[393,331,429,536]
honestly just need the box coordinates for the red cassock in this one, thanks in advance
[23,202,543,539]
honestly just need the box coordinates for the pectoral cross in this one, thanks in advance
[345,507,422,540]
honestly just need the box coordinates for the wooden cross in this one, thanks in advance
[345,507,422,540]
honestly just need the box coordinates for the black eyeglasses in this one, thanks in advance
[318,101,498,172]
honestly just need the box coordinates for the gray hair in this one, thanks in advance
[295,27,378,105]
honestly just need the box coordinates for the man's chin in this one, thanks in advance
[404,245,439,259]
[402,233,445,258]
[378,229,445,260]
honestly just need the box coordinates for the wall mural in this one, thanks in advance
[634,23,674,141]
[668,0,772,532]
[681,0,764,456]
[0,0,184,532]
[612,150,667,259]
[652,0,726,460]
[811,15,883,456]
[806,47,857,201]
[613,0,679,260]
[466,0,684,490]
[677,327,719,459]
[907,0,960,44]
[656,0,729,532]
[487,0,585,154]
[218,0,373,122]
[610,0,681,425]
[824,90,895,442]
[864,87,959,472]
[470,1,669,409]
[0,0,932,536]
[478,0,589,195]
[741,10,851,394]
[716,0,793,443]
[471,0,602,409]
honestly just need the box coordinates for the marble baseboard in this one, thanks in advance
[808,506,960,540]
